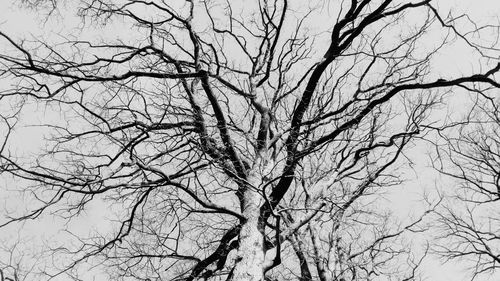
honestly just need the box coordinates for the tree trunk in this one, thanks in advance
[230,174,266,281]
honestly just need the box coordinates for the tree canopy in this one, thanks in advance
[1,1,500,280]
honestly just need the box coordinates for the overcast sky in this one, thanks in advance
[1,1,500,280]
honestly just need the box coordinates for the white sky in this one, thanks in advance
[1,1,500,280]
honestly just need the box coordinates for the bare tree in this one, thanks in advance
[432,92,500,279]
[1,0,500,280]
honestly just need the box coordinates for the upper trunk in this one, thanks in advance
[229,156,270,281]
[229,187,265,281]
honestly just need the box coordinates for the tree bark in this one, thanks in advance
[230,187,265,281]
[229,159,268,281]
